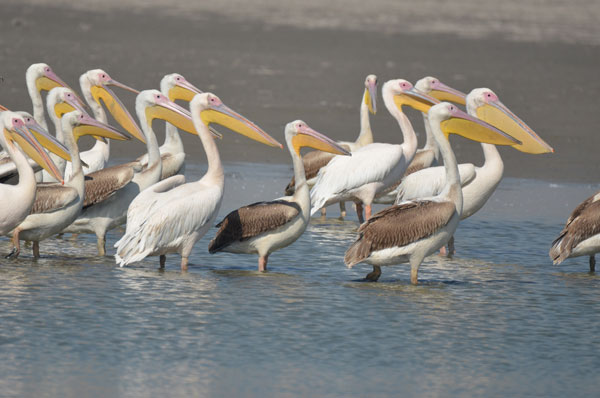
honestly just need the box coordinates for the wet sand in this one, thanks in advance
[1,1,599,182]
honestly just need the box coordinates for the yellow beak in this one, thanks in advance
[291,125,351,157]
[200,103,282,148]
[6,126,64,183]
[394,88,439,113]
[440,107,521,146]
[476,102,553,154]
[90,85,145,143]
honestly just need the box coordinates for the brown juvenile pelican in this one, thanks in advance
[115,93,282,270]
[344,102,519,284]
[550,192,600,272]
[209,120,350,271]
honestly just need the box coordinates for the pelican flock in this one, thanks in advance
[1,61,592,285]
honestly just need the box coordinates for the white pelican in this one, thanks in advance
[7,111,129,258]
[115,92,282,270]
[395,88,553,254]
[344,102,519,284]
[64,90,199,256]
[310,79,441,223]
[63,69,142,181]
[373,76,467,204]
[25,63,82,130]
[284,74,377,218]
[0,112,65,237]
[136,73,207,179]
[209,120,350,271]
[550,192,600,272]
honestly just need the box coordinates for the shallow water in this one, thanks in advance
[1,162,599,398]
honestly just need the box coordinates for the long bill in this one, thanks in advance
[440,106,521,146]
[365,80,377,114]
[90,83,145,143]
[36,68,86,107]
[476,100,553,154]
[24,117,72,162]
[6,125,64,183]
[429,81,467,105]
[200,102,282,148]
[291,124,352,156]
[71,112,131,141]
[167,81,223,139]
[394,88,440,113]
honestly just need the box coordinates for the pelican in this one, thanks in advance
[25,63,81,130]
[344,102,520,284]
[7,111,129,258]
[64,90,199,256]
[284,74,377,218]
[209,120,350,271]
[136,73,205,179]
[63,69,142,181]
[0,112,65,237]
[374,76,466,204]
[395,88,553,254]
[310,79,447,222]
[115,92,282,270]
[550,192,600,271]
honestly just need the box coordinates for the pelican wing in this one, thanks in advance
[115,180,222,266]
[310,143,406,214]
[395,163,476,203]
[209,200,301,253]
[31,184,79,214]
[405,148,436,177]
[344,200,456,267]
[82,163,136,208]
[550,192,600,264]
[285,150,338,195]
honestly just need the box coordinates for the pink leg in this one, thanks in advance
[181,256,188,271]
[258,254,269,272]
[160,255,166,269]
[365,204,372,221]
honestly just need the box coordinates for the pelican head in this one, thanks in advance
[363,74,377,114]
[27,63,73,94]
[384,79,439,114]
[17,109,72,164]
[467,88,553,154]
[81,69,144,142]
[161,73,203,102]
[1,111,64,182]
[191,92,282,148]
[48,87,87,118]
[286,120,351,156]
[137,89,200,141]
[416,76,467,105]
[430,102,520,146]
[61,110,130,142]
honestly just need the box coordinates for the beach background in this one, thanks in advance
[1,1,600,398]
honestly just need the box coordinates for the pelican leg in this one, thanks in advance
[356,202,364,224]
[181,256,188,271]
[6,229,21,258]
[339,201,347,219]
[447,236,455,256]
[258,255,269,272]
[97,235,106,256]
[410,256,424,285]
[365,265,381,282]
[320,207,327,218]
[590,255,596,273]
[33,241,40,258]
[365,204,372,221]
[160,255,166,269]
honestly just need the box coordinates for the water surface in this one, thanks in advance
[0,162,598,397]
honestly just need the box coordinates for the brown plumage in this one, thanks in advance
[344,200,456,267]
[82,163,136,208]
[550,192,600,264]
[31,184,78,214]
[284,146,349,195]
[209,200,301,253]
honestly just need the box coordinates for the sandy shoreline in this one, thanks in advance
[1,2,598,182]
